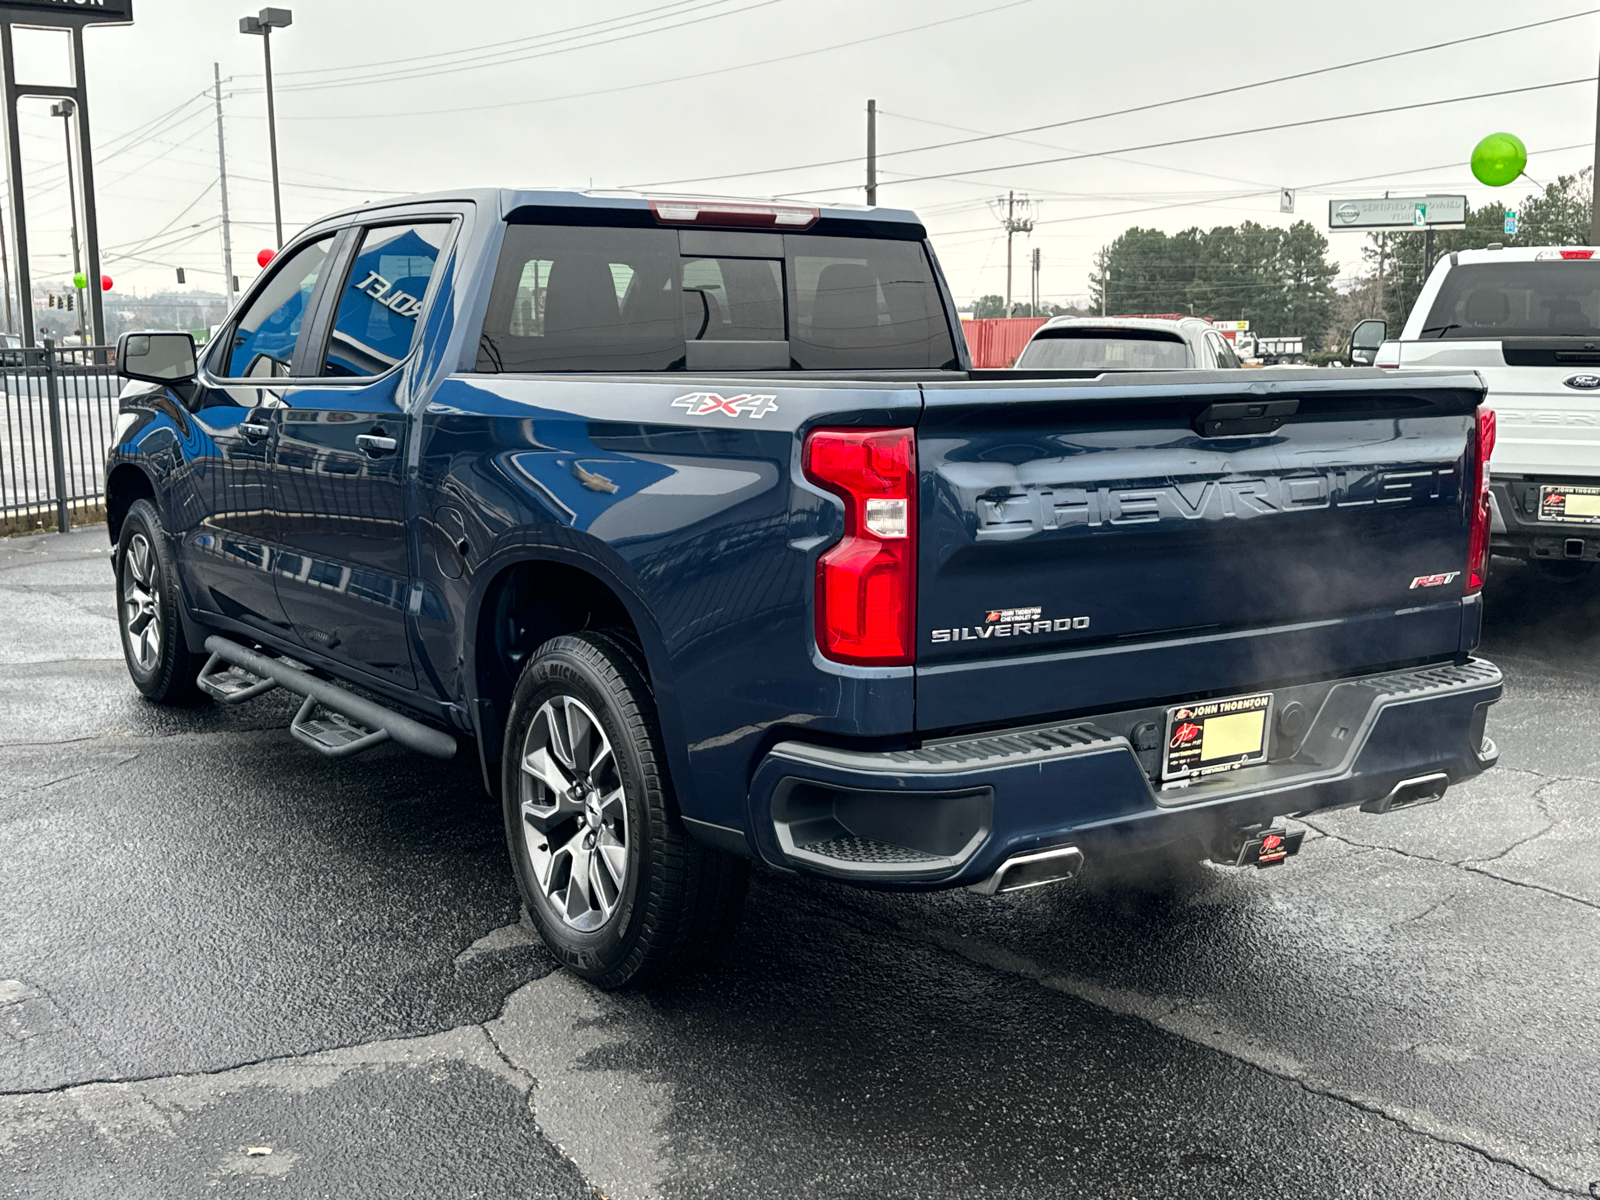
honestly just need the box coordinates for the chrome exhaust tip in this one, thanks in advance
[1361,771,1449,815]
[968,845,1084,896]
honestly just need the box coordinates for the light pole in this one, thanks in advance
[49,98,85,344]
[240,7,292,248]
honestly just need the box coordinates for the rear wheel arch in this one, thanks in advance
[469,553,685,789]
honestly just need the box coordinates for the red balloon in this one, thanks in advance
[257,248,276,268]
[100,274,112,291]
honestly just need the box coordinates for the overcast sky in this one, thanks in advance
[11,0,1597,308]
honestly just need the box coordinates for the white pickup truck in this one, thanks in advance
[1373,245,1600,579]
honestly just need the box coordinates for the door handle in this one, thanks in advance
[356,434,398,455]
[240,422,270,440]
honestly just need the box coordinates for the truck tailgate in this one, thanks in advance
[915,370,1485,732]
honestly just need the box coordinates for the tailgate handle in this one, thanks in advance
[1193,399,1298,438]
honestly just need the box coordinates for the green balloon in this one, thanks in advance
[1471,132,1527,187]
[71,271,86,290]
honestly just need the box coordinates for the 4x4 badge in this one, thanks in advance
[672,392,778,418]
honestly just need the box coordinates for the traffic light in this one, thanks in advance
[65,293,74,312]
[176,267,186,284]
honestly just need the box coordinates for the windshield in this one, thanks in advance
[1016,328,1192,369]
[1421,261,1600,338]
[476,222,957,372]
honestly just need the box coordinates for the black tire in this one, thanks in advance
[115,499,206,704]
[501,631,747,988]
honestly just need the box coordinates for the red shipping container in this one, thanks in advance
[961,317,1047,368]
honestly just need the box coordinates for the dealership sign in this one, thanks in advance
[0,0,131,25]
[1328,196,1467,230]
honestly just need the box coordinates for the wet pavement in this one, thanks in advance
[1,526,1596,1198]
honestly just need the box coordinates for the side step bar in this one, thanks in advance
[199,636,457,761]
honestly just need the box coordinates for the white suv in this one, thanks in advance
[1376,245,1600,578]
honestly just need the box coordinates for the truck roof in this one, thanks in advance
[1446,245,1600,265]
[1033,315,1210,335]
[312,188,926,232]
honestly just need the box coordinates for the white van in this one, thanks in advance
[1374,245,1600,578]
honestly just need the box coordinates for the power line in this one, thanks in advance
[928,141,1594,244]
[801,77,1597,195]
[879,108,1276,192]
[251,0,728,79]
[277,0,1035,122]
[635,7,1600,191]
[239,0,780,95]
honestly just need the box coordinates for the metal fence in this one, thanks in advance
[0,341,120,533]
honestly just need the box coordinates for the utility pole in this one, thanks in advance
[998,191,1033,316]
[865,97,876,206]
[1031,246,1041,315]
[1593,41,1600,244]
[214,63,235,308]
[0,173,12,334]
[1376,232,1387,316]
[50,99,85,344]
[240,8,292,248]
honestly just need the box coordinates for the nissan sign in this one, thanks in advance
[1327,196,1468,231]
[0,0,132,25]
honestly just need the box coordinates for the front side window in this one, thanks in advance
[475,222,956,372]
[225,235,334,378]
[321,223,450,377]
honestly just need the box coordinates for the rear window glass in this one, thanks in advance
[474,223,956,372]
[1422,261,1600,338]
[1017,329,1192,369]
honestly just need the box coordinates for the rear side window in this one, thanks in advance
[475,222,956,372]
[321,222,450,377]
[1422,261,1600,338]
[1017,328,1192,370]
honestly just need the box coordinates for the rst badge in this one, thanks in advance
[672,392,778,419]
[1409,572,1461,589]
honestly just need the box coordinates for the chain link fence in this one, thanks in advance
[0,340,121,535]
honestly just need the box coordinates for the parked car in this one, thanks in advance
[1362,244,1600,578]
[1014,315,1241,370]
[106,189,1502,988]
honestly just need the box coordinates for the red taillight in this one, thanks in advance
[804,427,916,665]
[1466,408,1497,595]
[1563,249,1595,260]
[649,198,819,228]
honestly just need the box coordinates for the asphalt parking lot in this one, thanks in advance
[1,526,1597,1199]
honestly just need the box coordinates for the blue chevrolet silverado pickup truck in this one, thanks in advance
[105,189,1502,987]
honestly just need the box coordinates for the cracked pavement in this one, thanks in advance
[2,528,1597,1198]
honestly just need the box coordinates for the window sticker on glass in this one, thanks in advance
[322,223,450,378]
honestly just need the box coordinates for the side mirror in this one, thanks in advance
[117,331,197,384]
[1350,318,1386,349]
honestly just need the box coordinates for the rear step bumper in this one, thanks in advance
[746,658,1501,888]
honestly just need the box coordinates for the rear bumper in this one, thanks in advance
[1490,478,1600,562]
[746,659,1502,889]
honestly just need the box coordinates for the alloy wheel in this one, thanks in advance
[121,532,162,672]
[518,694,630,932]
